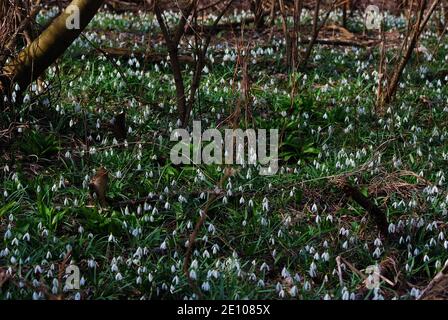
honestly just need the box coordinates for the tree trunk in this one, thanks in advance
[251,0,266,30]
[0,0,105,101]
[378,0,440,111]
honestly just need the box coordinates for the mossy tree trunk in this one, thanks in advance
[0,0,105,105]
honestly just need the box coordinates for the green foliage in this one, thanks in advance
[17,129,60,160]
[2,7,448,301]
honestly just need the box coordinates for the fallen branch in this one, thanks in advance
[418,261,448,300]
[299,38,379,47]
[341,181,389,237]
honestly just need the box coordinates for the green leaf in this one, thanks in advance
[303,146,320,155]
[0,201,17,218]
[361,187,369,197]
[409,153,415,164]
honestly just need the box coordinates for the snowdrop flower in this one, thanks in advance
[260,262,270,272]
[262,197,269,211]
[374,238,382,247]
[115,273,123,281]
[309,262,317,277]
[281,267,290,278]
[108,234,115,243]
[410,287,421,299]
[34,265,42,274]
[303,281,311,291]
[88,259,96,268]
[111,264,119,272]
[279,289,285,298]
[201,281,210,291]
[388,223,396,234]
[22,233,30,242]
[373,247,382,258]
[212,244,220,255]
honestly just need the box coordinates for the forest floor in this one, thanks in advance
[1,5,448,300]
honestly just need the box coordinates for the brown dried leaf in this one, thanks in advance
[89,167,109,207]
